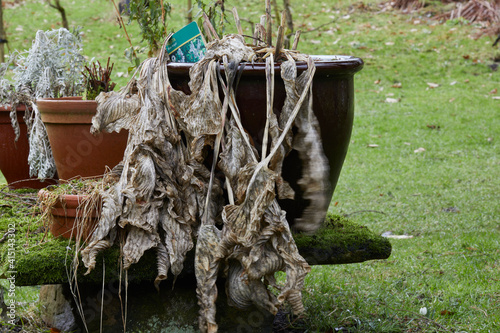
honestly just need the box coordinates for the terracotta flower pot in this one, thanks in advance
[37,97,128,181]
[39,189,100,240]
[0,104,58,189]
[167,55,363,224]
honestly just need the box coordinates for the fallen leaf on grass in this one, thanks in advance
[489,88,497,94]
[374,79,381,84]
[442,207,460,213]
[392,82,402,88]
[492,96,500,100]
[440,310,455,316]
[367,144,379,148]
[450,81,457,85]
[310,39,321,44]
[414,147,426,153]
[385,97,399,103]
[385,42,395,46]
[426,124,440,130]
[427,82,439,88]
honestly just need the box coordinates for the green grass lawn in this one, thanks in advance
[2,0,500,332]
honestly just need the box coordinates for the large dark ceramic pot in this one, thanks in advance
[37,97,129,181]
[167,55,363,226]
[0,104,57,189]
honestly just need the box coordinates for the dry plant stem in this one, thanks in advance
[260,15,267,42]
[261,53,275,160]
[100,258,105,333]
[203,58,231,225]
[275,26,285,59]
[203,22,215,42]
[203,13,220,40]
[232,7,244,36]
[266,0,273,46]
[292,30,301,50]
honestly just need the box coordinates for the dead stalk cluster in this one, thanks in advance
[46,3,331,332]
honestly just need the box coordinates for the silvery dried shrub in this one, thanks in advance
[0,28,86,179]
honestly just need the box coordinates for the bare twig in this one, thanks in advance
[109,0,137,60]
[300,19,337,34]
[46,0,68,29]
[343,210,386,217]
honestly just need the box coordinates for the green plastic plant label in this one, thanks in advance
[166,22,206,63]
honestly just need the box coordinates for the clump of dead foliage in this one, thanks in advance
[435,0,500,24]
[50,3,333,333]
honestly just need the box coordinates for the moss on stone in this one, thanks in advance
[293,214,391,265]
[1,190,391,286]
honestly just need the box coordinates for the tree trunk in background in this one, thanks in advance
[187,0,192,24]
[283,0,293,49]
[48,0,69,30]
[0,0,6,63]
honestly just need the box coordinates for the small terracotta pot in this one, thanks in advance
[37,97,128,181]
[0,105,58,189]
[39,189,100,240]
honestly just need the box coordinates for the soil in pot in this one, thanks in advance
[37,97,128,181]
[0,105,58,189]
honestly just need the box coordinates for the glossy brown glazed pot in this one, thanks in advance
[167,55,363,226]
[37,97,129,181]
[39,189,100,240]
[0,105,57,189]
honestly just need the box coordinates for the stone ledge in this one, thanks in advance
[6,215,391,286]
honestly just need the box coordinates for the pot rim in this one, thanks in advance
[167,55,364,76]
[0,104,27,112]
[38,188,93,206]
[36,96,95,103]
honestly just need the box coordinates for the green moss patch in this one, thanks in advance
[1,190,390,286]
[294,214,392,265]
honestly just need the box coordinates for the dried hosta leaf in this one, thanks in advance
[226,260,279,315]
[160,210,194,276]
[217,118,257,195]
[91,89,140,134]
[203,35,255,65]
[122,227,160,269]
[154,242,170,291]
[221,163,276,249]
[263,204,310,314]
[81,34,324,333]
[180,60,222,138]
[195,225,222,333]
